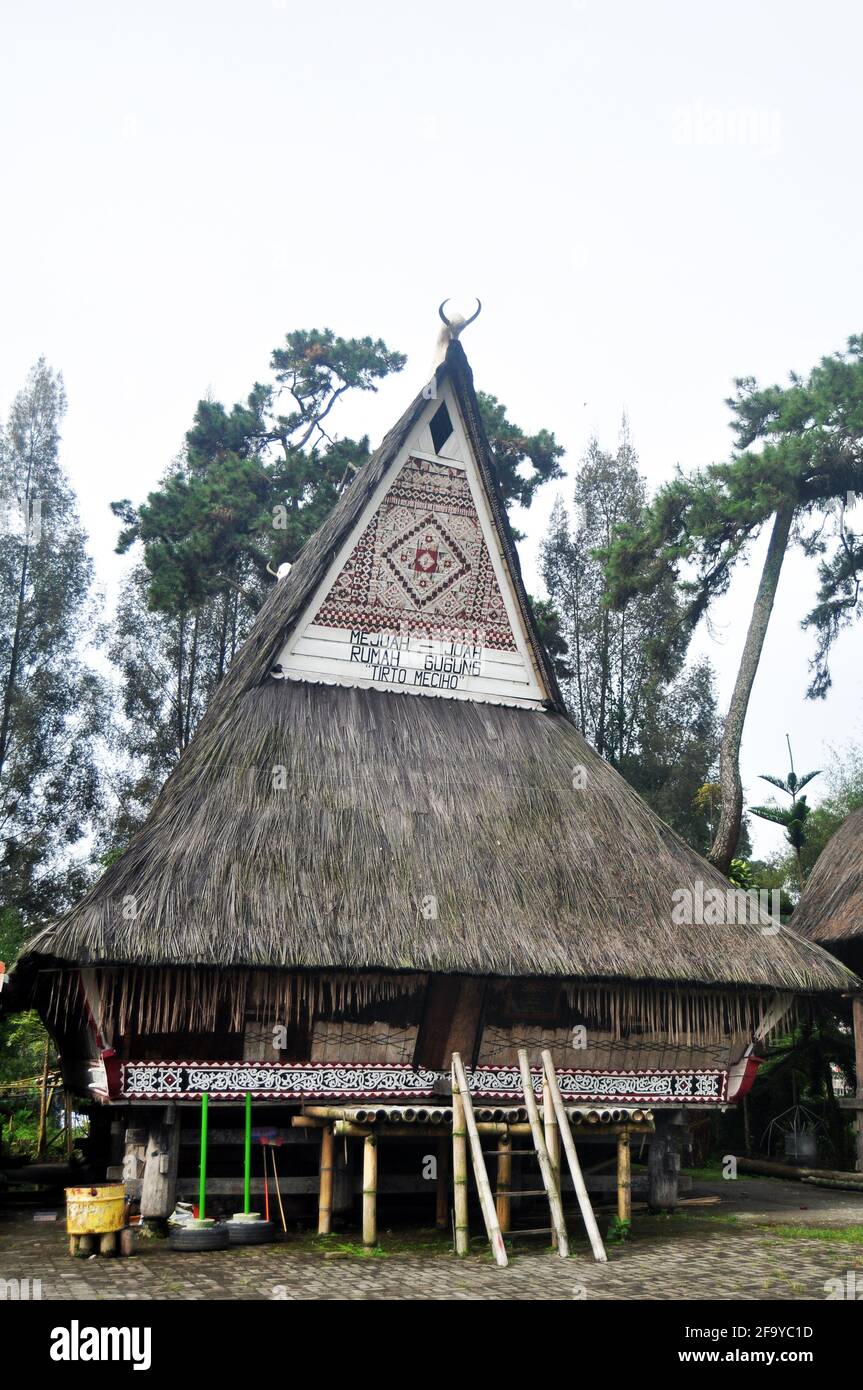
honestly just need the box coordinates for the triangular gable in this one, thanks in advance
[273,376,550,708]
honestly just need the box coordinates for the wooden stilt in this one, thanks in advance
[517,1050,568,1258]
[541,1051,607,1263]
[362,1132,378,1247]
[452,1068,470,1255]
[435,1136,450,1231]
[452,1052,508,1267]
[318,1126,335,1234]
[332,1138,353,1216]
[99,1231,116,1257]
[648,1112,683,1211]
[122,1126,147,1186]
[853,995,863,1175]
[119,1227,138,1258]
[617,1128,631,1224]
[140,1106,180,1224]
[495,1132,512,1233]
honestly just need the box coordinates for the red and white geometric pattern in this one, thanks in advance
[315,456,517,651]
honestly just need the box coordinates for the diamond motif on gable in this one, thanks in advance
[382,515,470,608]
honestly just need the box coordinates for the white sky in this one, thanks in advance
[2,0,861,856]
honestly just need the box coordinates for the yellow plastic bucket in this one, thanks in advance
[65,1184,126,1235]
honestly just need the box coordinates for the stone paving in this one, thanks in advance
[1,1178,862,1301]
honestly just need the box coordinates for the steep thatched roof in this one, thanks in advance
[23,681,855,992]
[792,807,863,946]
[19,344,856,997]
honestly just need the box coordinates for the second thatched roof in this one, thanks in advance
[792,807,863,948]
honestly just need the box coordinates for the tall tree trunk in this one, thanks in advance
[0,455,35,783]
[183,611,200,749]
[596,607,610,758]
[216,590,230,683]
[572,569,586,732]
[617,609,626,763]
[708,504,795,874]
[175,611,186,760]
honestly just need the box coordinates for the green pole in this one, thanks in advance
[198,1092,209,1220]
[244,1092,252,1214]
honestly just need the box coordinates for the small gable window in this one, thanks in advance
[429,400,454,454]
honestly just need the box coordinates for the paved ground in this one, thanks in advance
[1,1178,862,1300]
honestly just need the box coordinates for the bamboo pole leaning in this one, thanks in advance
[452,1053,508,1267]
[543,1075,560,1249]
[451,1061,470,1255]
[541,1050,607,1263]
[517,1050,569,1258]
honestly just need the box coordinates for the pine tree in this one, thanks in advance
[541,426,721,851]
[605,334,863,872]
[0,361,106,915]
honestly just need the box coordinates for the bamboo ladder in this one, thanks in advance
[515,1049,569,1256]
[540,1049,607,1263]
[452,1051,599,1264]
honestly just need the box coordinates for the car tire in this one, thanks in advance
[168,1224,230,1251]
[226,1219,276,1245]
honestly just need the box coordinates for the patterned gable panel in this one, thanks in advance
[314,457,517,651]
[273,387,549,710]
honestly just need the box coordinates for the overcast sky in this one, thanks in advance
[2,0,861,855]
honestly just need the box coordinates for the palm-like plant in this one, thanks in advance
[750,736,820,885]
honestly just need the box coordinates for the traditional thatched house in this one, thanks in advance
[14,319,857,1242]
[792,807,863,1171]
[793,807,863,977]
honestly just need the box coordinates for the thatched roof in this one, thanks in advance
[19,344,856,997]
[792,807,863,946]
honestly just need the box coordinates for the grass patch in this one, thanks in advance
[769,1224,863,1245]
[680,1164,770,1182]
[305,1228,454,1259]
[320,1241,388,1259]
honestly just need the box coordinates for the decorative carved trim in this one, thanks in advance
[117,1060,728,1104]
